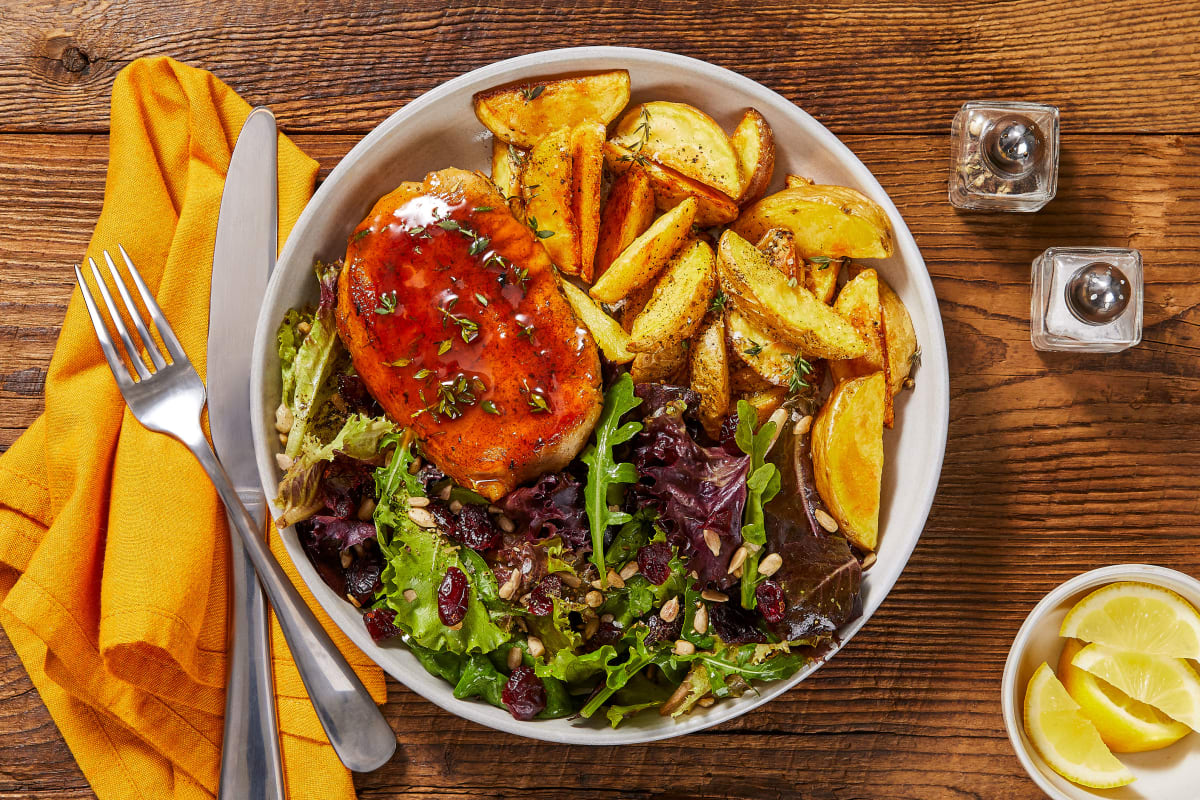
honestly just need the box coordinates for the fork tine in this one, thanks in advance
[75,264,135,391]
[87,257,151,380]
[103,250,167,371]
[115,244,188,365]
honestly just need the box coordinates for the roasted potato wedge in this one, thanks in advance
[522,127,580,274]
[848,266,920,398]
[730,363,773,394]
[618,280,655,333]
[571,121,606,283]
[604,141,739,226]
[612,101,742,198]
[725,307,804,388]
[595,164,656,280]
[629,239,717,353]
[806,256,842,304]
[756,227,799,282]
[830,269,893,425]
[784,174,813,189]
[689,314,731,438]
[812,372,885,552]
[732,185,894,260]
[490,138,525,199]
[716,231,867,360]
[559,279,635,364]
[631,340,689,385]
[473,71,631,149]
[589,196,697,304]
[739,386,788,419]
[731,108,775,205]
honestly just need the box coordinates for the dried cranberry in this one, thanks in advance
[526,574,562,617]
[645,612,682,645]
[637,541,673,585]
[362,607,401,643]
[502,666,546,721]
[437,567,469,626]
[581,619,622,654]
[427,499,456,532]
[718,411,741,454]
[453,504,501,551]
[709,601,769,644]
[756,579,787,624]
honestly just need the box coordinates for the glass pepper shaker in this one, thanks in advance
[1031,247,1143,353]
[949,101,1060,211]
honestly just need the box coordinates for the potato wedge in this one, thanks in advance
[629,239,717,353]
[848,266,920,398]
[619,279,655,333]
[829,269,893,425]
[716,231,867,360]
[490,138,525,199]
[732,185,894,260]
[812,372,885,551]
[725,306,805,388]
[559,279,635,364]
[570,122,606,283]
[473,71,631,149]
[731,108,775,205]
[730,363,773,394]
[806,256,842,304]
[604,141,739,226]
[689,314,731,438]
[756,227,799,282]
[612,101,742,198]
[784,174,813,189]
[630,340,689,385]
[522,127,580,275]
[589,196,697,304]
[739,386,788,420]
[595,164,655,280]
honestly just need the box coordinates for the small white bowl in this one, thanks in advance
[1001,564,1200,799]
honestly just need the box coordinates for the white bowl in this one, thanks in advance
[250,46,950,744]
[1001,565,1200,799]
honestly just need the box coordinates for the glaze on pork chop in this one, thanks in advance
[336,168,603,501]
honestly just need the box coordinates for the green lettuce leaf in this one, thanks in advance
[734,400,782,609]
[284,262,343,459]
[605,701,660,728]
[277,308,309,410]
[581,373,643,577]
[374,434,510,655]
[600,530,686,628]
[273,413,395,527]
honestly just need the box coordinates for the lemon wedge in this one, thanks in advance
[1060,581,1200,659]
[1072,643,1200,731]
[1058,638,1191,752]
[1023,662,1136,788]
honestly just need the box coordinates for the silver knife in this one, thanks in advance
[208,106,286,800]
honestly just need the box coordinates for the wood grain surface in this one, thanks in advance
[2,2,1200,799]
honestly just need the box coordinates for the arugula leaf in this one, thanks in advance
[580,373,643,578]
[284,262,344,459]
[734,400,782,609]
[374,435,510,654]
[604,508,656,568]
[667,642,805,719]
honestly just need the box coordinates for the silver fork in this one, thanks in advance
[75,246,397,772]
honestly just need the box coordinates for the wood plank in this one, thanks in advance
[0,129,1198,798]
[2,0,1200,136]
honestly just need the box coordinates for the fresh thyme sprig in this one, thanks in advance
[787,353,815,396]
[617,106,652,166]
[438,306,480,344]
[375,291,398,315]
[519,84,546,102]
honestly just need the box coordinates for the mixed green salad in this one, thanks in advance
[271,263,863,726]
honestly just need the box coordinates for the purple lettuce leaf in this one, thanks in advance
[501,472,589,549]
[630,401,750,589]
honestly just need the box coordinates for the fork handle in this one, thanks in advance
[180,426,397,772]
[219,496,285,800]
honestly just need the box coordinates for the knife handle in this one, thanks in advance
[219,495,285,800]
[179,423,397,772]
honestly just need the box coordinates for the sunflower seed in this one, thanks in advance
[507,647,523,670]
[585,590,604,608]
[701,589,728,603]
[814,509,839,533]
[727,545,749,574]
[758,552,783,577]
[407,506,436,528]
[673,639,696,656]
[403,589,417,603]
[693,604,709,634]
[527,636,545,658]
[659,596,680,622]
[703,528,722,557]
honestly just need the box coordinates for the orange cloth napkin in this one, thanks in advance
[0,56,387,800]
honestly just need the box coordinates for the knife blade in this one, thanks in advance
[207,106,286,800]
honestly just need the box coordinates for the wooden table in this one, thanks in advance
[3,2,1200,798]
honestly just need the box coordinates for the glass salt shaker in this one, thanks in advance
[949,101,1060,211]
[1031,247,1143,353]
